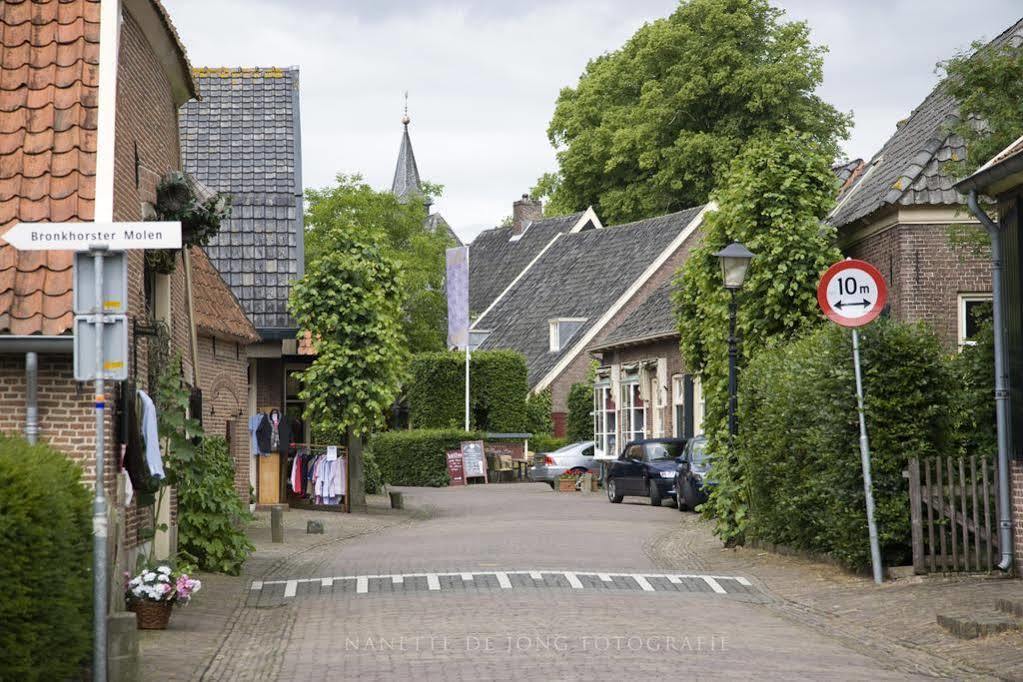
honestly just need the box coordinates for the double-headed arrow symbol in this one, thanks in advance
[834,298,872,310]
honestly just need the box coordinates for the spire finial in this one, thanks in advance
[401,91,410,126]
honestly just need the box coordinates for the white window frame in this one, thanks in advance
[671,374,685,438]
[958,294,993,349]
[692,375,705,437]
[620,377,646,443]
[548,317,588,353]
[593,383,616,457]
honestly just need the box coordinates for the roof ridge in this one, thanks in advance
[598,205,705,231]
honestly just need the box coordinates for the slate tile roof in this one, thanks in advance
[425,212,461,246]
[830,17,1023,228]
[0,0,99,336]
[190,246,259,344]
[179,67,303,334]
[391,122,421,203]
[475,206,704,387]
[591,279,677,350]
[468,211,590,315]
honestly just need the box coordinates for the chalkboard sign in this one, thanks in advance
[446,450,465,486]
[461,440,487,482]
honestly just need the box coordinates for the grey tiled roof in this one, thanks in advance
[830,18,1023,228]
[392,123,422,202]
[468,212,590,315]
[179,67,303,334]
[426,212,462,246]
[476,206,704,387]
[593,279,677,349]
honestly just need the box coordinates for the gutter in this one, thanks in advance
[965,190,1014,572]
[0,336,74,353]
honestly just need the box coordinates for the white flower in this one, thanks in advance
[143,572,156,582]
[158,565,172,575]
[129,577,141,587]
[158,574,170,582]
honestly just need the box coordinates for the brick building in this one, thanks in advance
[0,0,256,566]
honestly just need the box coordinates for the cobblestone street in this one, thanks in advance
[141,484,1023,680]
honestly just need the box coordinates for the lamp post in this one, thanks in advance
[714,242,754,446]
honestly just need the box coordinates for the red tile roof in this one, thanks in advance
[190,246,259,344]
[0,0,98,336]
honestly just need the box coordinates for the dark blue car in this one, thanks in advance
[675,435,713,512]
[606,438,688,507]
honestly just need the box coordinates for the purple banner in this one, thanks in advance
[446,246,469,350]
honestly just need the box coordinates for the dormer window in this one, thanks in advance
[549,318,587,352]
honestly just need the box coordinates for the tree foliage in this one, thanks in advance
[566,382,594,442]
[371,429,484,487]
[673,129,841,542]
[941,36,1023,177]
[290,230,409,437]
[304,174,452,352]
[537,0,849,224]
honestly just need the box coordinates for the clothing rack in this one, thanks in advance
[287,443,350,513]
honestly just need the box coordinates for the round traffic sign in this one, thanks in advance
[817,259,887,328]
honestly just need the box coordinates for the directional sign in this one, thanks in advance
[5,221,181,251]
[817,259,888,328]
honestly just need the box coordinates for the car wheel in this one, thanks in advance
[648,479,662,507]
[675,480,687,511]
[607,479,624,503]
[547,480,556,491]
[681,479,697,512]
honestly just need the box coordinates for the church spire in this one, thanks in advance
[391,92,423,203]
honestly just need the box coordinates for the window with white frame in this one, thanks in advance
[548,318,587,352]
[593,382,616,457]
[958,294,993,348]
[692,376,705,436]
[672,374,685,439]
[620,376,646,443]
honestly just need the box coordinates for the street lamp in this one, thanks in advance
[714,242,754,445]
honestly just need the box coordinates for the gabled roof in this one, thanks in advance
[190,246,260,344]
[425,212,461,246]
[955,131,1023,196]
[590,279,677,351]
[829,17,1023,228]
[475,206,705,388]
[468,209,599,315]
[392,120,422,202]
[180,67,303,335]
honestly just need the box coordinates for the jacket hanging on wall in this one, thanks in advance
[255,409,291,454]
[121,381,161,497]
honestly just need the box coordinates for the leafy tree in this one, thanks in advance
[537,0,850,224]
[941,37,1023,176]
[305,174,452,352]
[672,129,841,543]
[290,229,409,508]
[566,382,594,442]
[525,389,554,437]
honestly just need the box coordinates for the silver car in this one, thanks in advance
[528,441,603,488]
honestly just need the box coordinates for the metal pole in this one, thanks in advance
[727,289,738,447]
[852,328,883,584]
[91,244,109,681]
[25,351,38,444]
[464,248,471,433]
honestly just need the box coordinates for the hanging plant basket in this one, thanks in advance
[147,172,232,274]
[134,600,173,630]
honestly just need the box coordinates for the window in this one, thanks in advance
[593,382,616,457]
[548,318,587,352]
[621,378,646,444]
[692,376,705,436]
[958,294,993,348]
[672,375,686,439]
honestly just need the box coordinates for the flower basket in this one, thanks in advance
[558,474,578,492]
[135,600,173,630]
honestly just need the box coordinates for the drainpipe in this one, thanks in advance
[966,190,1014,572]
[25,352,38,445]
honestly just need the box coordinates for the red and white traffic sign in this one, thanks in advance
[817,259,887,328]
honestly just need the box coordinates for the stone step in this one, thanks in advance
[936,611,1020,640]
[995,598,1023,618]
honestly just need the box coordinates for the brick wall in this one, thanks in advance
[845,222,991,350]
[196,335,250,503]
[256,358,284,411]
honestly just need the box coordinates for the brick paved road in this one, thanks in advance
[182,484,936,680]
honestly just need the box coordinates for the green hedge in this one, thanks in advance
[566,382,594,442]
[529,434,569,454]
[0,437,92,680]
[738,319,951,570]
[408,351,528,432]
[370,429,483,486]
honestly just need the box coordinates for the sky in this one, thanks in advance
[163,0,1022,243]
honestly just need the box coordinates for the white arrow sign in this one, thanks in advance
[4,221,182,251]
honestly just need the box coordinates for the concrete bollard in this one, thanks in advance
[271,506,284,543]
[306,520,324,534]
[107,611,140,682]
[389,491,404,509]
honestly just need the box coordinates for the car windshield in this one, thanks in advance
[645,442,684,461]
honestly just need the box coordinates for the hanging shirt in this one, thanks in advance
[137,390,165,480]
[249,414,264,455]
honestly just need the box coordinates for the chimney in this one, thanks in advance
[512,194,542,236]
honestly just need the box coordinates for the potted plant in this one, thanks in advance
[125,563,202,630]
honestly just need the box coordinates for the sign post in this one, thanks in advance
[9,221,181,680]
[817,259,888,585]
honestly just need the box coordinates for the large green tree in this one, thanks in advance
[672,128,841,543]
[305,174,452,352]
[536,0,849,223]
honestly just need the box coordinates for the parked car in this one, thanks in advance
[675,435,713,511]
[605,438,688,506]
[528,441,603,488]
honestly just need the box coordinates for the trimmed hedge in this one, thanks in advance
[529,434,569,454]
[0,437,92,679]
[524,389,553,437]
[738,319,952,570]
[371,429,483,486]
[566,382,593,442]
[408,351,528,432]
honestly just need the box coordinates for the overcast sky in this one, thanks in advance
[163,0,1021,242]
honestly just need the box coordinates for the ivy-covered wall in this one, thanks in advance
[408,351,529,432]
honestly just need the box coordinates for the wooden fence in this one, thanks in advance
[906,456,999,574]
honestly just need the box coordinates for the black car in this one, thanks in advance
[675,435,713,512]
[606,438,688,506]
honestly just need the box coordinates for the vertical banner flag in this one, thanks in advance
[446,246,469,350]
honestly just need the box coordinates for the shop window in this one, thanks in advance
[958,294,993,349]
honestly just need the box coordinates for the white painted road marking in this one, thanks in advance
[284,580,298,598]
[427,574,440,591]
[702,576,726,594]
[632,575,655,592]
[529,571,543,580]
[356,576,368,594]
[460,572,474,582]
[495,572,512,589]
[564,572,583,589]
